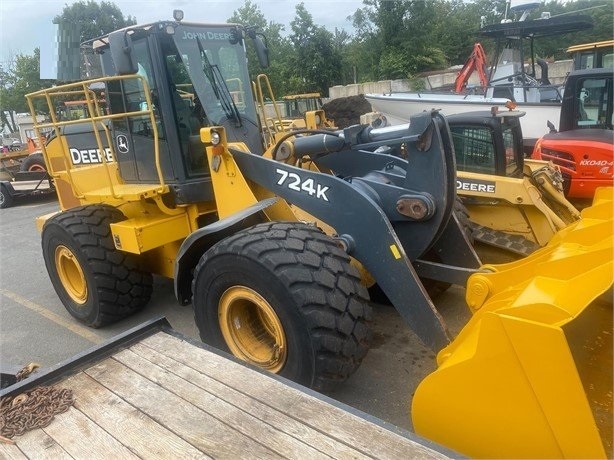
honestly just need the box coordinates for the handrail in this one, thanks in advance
[253,74,284,147]
[26,75,164,199]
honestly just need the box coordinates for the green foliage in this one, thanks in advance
[0,49,54,124]
[378,48,409,80]
[286,3,343,95]
[531,1,613,60]
[228,0,289,96]
[343,0,612,82]
[53,0,136,43]
[408,74,427,91]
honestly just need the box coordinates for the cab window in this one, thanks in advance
[451,126,496,174]
[576,77,613,129]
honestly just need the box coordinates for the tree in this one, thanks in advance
[530,1,613,60]
[287,3,343,95]
[228,0,290,96]
[53,0,136,44]
[0,49,54,127]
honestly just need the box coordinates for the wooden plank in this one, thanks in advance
[0,443,29,460]
[41,406,139,459]
[63,372,210,459]
[9,429,72,460]
[143,332,448,460]
[116,345,343,459]
[84,357,282,459]
[127,342,366,459]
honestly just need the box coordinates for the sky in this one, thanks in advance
[0,0,365,67]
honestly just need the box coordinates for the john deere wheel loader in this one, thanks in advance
[26,13,611,458]
[27,13,480,391]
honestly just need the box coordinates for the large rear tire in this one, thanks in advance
[41,205,153,327]
[192,222,372,391]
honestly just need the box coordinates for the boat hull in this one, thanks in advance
[365,93,561,147]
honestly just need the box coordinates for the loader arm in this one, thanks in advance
[231,148,452,351]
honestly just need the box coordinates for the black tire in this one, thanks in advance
[20,152,46,172]
[41,205,153,327]
[0,184,13,209]
[192,222,373,391]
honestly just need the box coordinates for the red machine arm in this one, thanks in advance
[454,43,488,93]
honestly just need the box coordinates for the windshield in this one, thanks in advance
[173,24,257,126]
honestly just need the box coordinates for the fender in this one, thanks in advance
[174,197,278,305]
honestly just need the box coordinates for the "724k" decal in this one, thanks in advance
[276,168,330,202]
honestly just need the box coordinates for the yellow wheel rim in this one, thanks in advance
[55,245,88,304]
[218,286,287,372]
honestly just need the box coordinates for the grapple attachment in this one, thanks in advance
[413,187,613,458]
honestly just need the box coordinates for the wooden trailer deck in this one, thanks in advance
[0,319,451,459]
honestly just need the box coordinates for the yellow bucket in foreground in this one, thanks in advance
[413,187,613,458]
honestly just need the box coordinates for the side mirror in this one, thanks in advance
[108,30,138,75]
[229,26,242,45]
[252,34,269,69]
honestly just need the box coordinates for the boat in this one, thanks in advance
[365,3,593,150]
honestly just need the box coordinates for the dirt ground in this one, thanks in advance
[322,95,373,128]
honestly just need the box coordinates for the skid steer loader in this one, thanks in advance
[27,14,480,392]
[362,109,581,258]
[450,109,582,258]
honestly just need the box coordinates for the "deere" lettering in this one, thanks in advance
[70,147,114,165]
[456,180,496,193]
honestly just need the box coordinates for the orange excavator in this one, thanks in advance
[454,43,489,94]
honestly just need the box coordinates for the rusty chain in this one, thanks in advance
[0,363,74,440]
[14,363,40,382]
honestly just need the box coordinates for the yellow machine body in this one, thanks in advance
[457,160,580,247]
[413,187,613,458]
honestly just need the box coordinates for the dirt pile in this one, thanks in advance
[322,95,372,129]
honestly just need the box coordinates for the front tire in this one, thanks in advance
[41,205,153,327]
[192,222,372,391]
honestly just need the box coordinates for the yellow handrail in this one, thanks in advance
[26,75,164,199]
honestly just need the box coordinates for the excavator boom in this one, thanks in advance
[454,43,489,93]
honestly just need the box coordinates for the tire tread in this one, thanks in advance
[44,205,152,327]
[193,221,372,391]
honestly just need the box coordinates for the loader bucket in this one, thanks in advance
[413,187,613,459]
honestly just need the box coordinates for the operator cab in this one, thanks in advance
[559,68,613,132]
[83,16,266,204]
[448,110,525,178]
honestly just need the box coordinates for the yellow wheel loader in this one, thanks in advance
[252,74,334,151]
[26,13,611,458]
[27,14,480,392]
